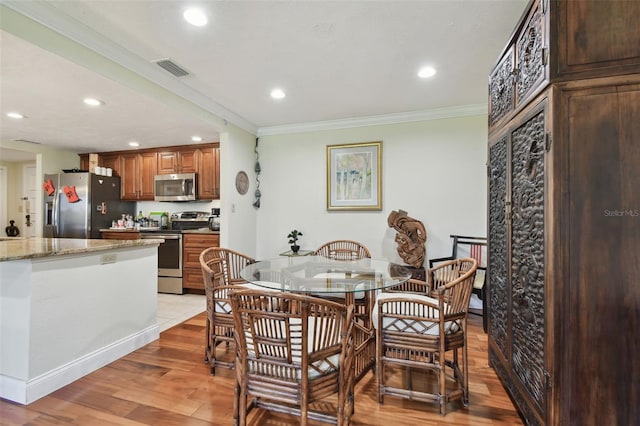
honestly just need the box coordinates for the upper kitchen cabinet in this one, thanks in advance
[100,154,121,176]
[157,148,199,174]
[198,143,220,200]
[82,142,220,201]
[121,152,157,201]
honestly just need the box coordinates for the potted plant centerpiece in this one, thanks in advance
[287,229,303,254]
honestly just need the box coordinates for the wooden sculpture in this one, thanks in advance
[387,209,426,268]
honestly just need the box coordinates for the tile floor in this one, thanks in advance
[156,293,206,332]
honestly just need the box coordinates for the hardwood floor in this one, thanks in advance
[0,313,522,425]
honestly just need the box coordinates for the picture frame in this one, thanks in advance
[326,141,382,211]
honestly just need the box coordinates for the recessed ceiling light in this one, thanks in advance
[128,141,140,147]
[83,98,104,107]
[191,136,202,142]
[418,66,437,79]
[7,112,25,119]
[270,88,286,99]
[183,8,207,26]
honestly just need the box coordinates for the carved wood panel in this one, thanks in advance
[490,348,543,426]
[516,0,545,106]
[489,49,515,127]
[510,110,546,411]
[488,135,508,357]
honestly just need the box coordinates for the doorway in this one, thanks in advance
[0,166,7,231]
[22,163,37,237]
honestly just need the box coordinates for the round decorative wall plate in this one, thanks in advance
[235,171,249,195]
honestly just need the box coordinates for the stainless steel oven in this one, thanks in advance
[141,232,183,294]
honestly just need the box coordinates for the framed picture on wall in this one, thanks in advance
[326,141,382,211]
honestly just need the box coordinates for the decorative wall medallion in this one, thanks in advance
[235,171,249,195]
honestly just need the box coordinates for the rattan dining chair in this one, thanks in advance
[373,258,477,415]
[313,239,373,379]
[313,239,371,260]
[200,247,256,375]
[429,235,487,330]
[229,289,355,426]
[312,240,372,319]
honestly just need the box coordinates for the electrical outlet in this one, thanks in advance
[100,253,117,264]
[232,203,236,213]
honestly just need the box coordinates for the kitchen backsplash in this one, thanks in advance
[135,200,220,218]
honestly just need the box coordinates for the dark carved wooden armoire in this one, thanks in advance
[487,1,639,425]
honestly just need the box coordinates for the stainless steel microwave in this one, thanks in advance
[154,173,197,201]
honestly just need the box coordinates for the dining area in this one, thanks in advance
[0,249,521,425]
[199,240,481,425]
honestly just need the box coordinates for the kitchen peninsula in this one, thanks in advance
[0,237,162,405]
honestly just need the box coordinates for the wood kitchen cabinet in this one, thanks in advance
[157,148,199,174]
[101,230,140,240]
[198,143,220,200]
[487,1,640,425]
[79,142,219,200]
[182,233,220,292]
[100,154,121,176]
[120,152,157,201]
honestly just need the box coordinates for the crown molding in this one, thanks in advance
[2,1,258,135]
[257,104,488,136]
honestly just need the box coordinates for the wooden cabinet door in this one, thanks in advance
[489,47,516,131]
[554,1,640,79]
[508,105,547,419]
[182,233,220,290]
[198,144,220,200]
[100,154,121,177]
[79,154,89,171]
[157,151,178,174]
[488,132,509,359]
[514,0,546,108]
[157,149,199,174]
[178,149,199,173]
[120,153,139,200]
[489,99,549,426]
[139,152,157,200]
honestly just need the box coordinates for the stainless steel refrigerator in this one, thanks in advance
[43,173,134,239]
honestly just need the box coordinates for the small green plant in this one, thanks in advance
[287,229,303,245]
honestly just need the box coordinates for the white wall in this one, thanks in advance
[220,125,259,256]
[255,114,488,264]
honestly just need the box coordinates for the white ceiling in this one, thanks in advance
[0,0,527,158]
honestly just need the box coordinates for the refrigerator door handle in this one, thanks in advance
[52,190,60,237]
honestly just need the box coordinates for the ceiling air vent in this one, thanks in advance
[153,59,189,77]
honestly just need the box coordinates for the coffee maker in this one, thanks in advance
[208,208,220,231]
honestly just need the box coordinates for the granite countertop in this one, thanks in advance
[99,228,141,232]
[0,237,164,262]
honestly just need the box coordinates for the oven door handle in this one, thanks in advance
[142,235,181,240]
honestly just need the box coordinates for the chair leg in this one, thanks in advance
[210,333,217,376]
[463,334,469,406]
[233,374,240,426]
[376,328,384,404]
[301,386,308,426]
[236,374,248,426]
[439,360,447,416]
[204,317,211,363]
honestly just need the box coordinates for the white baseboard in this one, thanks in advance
[0,324,159,405]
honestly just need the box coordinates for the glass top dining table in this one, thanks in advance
[240,255,413,382]
[239,255,413,296]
